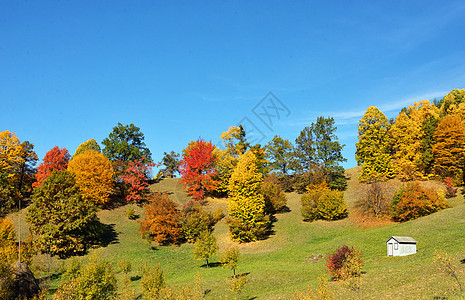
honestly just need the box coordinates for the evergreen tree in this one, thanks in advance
[160,151,180,178]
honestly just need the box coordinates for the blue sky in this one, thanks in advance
[1,1,465,170]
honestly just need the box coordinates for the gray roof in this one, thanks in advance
[386,236,417,244]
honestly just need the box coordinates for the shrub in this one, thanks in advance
[126,206,136,220]
[117,259,132,274]
[391,182,448,222]
[139,193,183,245]
[261,180,287,214]
[301,183,347,221]
[55,256,117,300]
[444,177,458,198]
[220,246,240,277]
[359,182,390,217]
[181,204,215,243]
[325,245,363,281]
[141,265,166,299]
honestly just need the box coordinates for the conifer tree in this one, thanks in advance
[228,150,269,242]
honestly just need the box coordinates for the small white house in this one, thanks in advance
[386,236,417,257]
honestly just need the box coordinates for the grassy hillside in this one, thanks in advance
[7,168,465,299]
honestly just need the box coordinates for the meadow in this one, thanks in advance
[7,167,465,299]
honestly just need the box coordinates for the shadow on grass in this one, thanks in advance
[130,275,141,281]
[200,262,222,268]
[460,258,465,264]
[90,221,119,247]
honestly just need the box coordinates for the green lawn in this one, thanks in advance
[7,169,465,299]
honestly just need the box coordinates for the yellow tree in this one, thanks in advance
[356,107,394,182]
[390,100,439,180]
[215,125,249,195]
[432,114,465,183]
[68,149,114,206]
[439,89,465,117]
[228,150,269,242]
[0,131,23,179]
[72,139,101,158]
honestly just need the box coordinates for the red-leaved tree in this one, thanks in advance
[179,138,218,202]
[120,155,156,202]
[33,146,70,188]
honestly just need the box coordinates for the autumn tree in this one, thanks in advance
[265,135,296,176]
[160,151,181,178]
[391,182,448,222]
[139,193,183,245]
[215,125,249,195]
[356,106,394,182]
[301,181,347,221]
[193,230,218,267]
[68,149,114,206]
[27,171,99,258]
[438,89,465,117]
[432,114,465,183]
[418,115,439,177]
[0,131,38,202]
[120,155,155,202]
[72,139,101,158]
[179,138,218,202]
[33,146,70,188]
[390,101,439,180]
[228,150,270,242]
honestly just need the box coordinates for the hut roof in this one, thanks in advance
[386,236,417,244]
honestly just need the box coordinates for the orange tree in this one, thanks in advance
[68,149,114,206]
[120,155,155,202]
[179,138,218,202]
[432,114,465,183]
[139,193,183,245]
[33,146,70,188]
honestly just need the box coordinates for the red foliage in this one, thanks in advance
[120,155,156,202]
[179,138,219,202]
[33,146,70,188]
[325,245,356,280]
[444,177,458,198]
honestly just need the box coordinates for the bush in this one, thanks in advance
[193,230,218,267]
[181,204,215,243]
[54,256,117,300]
[444,177,458,198]
[301,183,348,221]
[325,245,362,280]
[391,182,448,222]
[117,259,132,274]
[126,206,136,220]
[358,182,390,217]
[141,265,166,299]
[139,193,183,245]
[261,180,287,214]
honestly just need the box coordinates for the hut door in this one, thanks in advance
[388,243,393,256]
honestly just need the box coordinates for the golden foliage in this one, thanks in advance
[68,149,114,206]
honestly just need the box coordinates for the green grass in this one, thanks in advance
[7,169,465,299]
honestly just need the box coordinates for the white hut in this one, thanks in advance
[386,236,417,257]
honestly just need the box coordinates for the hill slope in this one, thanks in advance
[7,168,465,299]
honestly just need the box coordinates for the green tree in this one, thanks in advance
[294,126,316,173]
[193,230,218,267]
[228,150,270,242]
[418,115,439,177]
[356,106,394,182]
[26,171,99,258]
[265,135,296,176]
[160,151,181,178]
[220,246,240,277]
[102,122,152,163]
[72,139,101,158]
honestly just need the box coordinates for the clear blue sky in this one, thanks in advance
[1,1,465,170]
